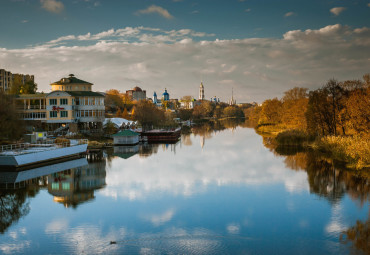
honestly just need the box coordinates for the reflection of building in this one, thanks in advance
[113,145,139,159]
[200,136,205,149]
[48,160,106,208]
[126,86,146,101]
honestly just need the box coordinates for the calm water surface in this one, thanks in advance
[0,122,369,254]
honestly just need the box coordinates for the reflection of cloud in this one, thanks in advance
[325,203,347,236]
[227,223,240,234]
[0,228,30,254]
[45,218,69,234]
[0,241,31,255]
[143,208,176,226]
[101,128,309,200]
[45,224,122,255]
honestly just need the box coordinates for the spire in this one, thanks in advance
[199,81,205,100]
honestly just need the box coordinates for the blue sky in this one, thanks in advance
[1,0,370,102]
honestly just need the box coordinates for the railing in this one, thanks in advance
[17,105,46,110]
[0,139,88,155]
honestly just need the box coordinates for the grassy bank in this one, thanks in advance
[311,135,370,169]
[256,125,369,170]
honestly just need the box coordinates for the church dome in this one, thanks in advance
[133,86,142,92]
[162,88,169,96]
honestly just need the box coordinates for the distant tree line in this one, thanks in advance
[244,74,370,137]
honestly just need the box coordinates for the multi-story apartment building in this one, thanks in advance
[0,69,34,93]
[16,74,105,132]
[0,69,13,93]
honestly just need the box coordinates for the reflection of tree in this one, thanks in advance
[261,134,370,205]
[260,133,370,254]
[283,152,308,171]
[0,190,30,233]
[139,144,160,158]
[182,134,192,146]
[341,217,370,254]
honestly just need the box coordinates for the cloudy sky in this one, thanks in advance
[1,0,370,102]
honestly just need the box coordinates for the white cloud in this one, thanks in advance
[1,24,369,103]
[40,0,64,14]
[330,7,346,16]
[284,12,295,17]
[136,5,174,19]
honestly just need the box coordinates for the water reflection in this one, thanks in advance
[262,130,369,254]
[48,159,106,208]
[0,119,368,255]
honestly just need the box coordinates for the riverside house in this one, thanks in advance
[16,74,105,133]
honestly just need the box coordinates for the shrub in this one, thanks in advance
[275,129,310,146]
[315,135,370,169]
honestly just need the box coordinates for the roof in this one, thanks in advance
[133,86,142,92]
[112,130,140,137]
[51,74,93,86]
[65,91,104,97]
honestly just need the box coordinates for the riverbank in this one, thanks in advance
[255,124,370,170]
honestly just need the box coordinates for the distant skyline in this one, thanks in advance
[1,0,370,102]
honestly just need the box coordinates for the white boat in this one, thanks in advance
[0,139,88,169]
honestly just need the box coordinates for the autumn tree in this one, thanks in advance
[259,98,282,125]
[192,101,215,119]
[343,83,370,135]
[281,87,308,130]
[105,89,133,114]
[222,106,244,118]
[178,108,193,121]
[134,100,165,130]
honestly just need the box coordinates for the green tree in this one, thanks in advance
[0,93,25,142]
[9,76,37,95]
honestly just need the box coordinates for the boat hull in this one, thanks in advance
[0,144,87,169]
[140,129,181,143]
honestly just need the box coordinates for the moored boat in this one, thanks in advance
[139,127,181,143]
[0,139,88,170]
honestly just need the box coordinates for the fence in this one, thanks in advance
[0,139,88,153]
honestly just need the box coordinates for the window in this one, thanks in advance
[60,98,68,105]
[61,111,68,118]
[50,111,57,118]
[49,99,57,105]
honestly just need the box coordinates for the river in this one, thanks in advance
[0,120,368,254]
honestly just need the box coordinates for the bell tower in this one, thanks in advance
[199,82,205,100]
